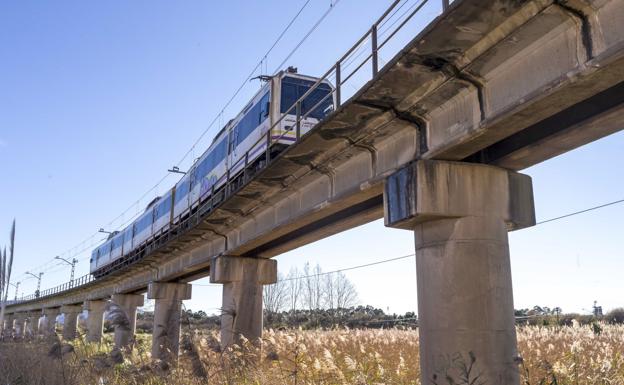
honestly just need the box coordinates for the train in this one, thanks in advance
[90,68,335,277]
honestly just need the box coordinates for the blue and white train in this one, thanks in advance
[90,68,334,277]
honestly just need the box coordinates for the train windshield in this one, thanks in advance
[281,76,333,120]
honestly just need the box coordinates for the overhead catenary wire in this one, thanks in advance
[272,0,342,74]
[14,0,324,280]
[13,0,623,296]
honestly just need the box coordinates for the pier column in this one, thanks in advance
[43,308,60,337]
[84,300,107,343]
[384,160,535,385]
[61,305,83,341]
[14,313,26,339]
[28,311,41,337]
[3,314,15,338]
[147,282,191,364]
[110,294,144,349]
[210,256,277,349]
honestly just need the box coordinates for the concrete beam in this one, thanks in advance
[60,305,83,341]
[210,256,277,348]
[385,160,535,385]
[147,282,191,364]
[84,300,107,343]
[110,294,144,349]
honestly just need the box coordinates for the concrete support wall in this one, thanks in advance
[147,282,191,363]
[384,160,535,385]
[61,305,82,341]
[43,308,60,337]
[210,256,277,349]
[110,294,144,349]
[84,300,107,343]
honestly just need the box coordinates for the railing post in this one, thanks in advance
[295,101,302,140]
[442,0,449,11]
[335,62,341,107]
[371,24,379,76]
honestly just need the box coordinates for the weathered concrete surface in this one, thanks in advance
[61,305,82,341]
[43,308,60,337]
[84,300,107,343]
[3,314,15,338]
[28,312,41,337]
[147,283,191,363]
[210,256,277,348]
[13,313,26,339]
[385,160,535,385]
[110,294,144,349]
[6,0,624,319]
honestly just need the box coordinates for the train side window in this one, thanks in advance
[175,179,190,202]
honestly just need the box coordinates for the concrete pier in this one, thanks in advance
[28,312,41,337]
[84,300,107,343]
[384,160,535,385]
[147,282,191,364]
[61,305,83,341]
[43,308,60,337]
[210,256,277,349]
[3,314,15,338]
[110,294,144,349]
[13,313,26,338]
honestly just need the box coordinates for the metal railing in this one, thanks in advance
[11,0,448,305]
[11,274,95,303]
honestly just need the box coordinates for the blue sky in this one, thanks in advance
[1,0,622,315]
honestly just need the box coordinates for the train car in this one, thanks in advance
[153,188,174,237]
[95,239,112,271]
[276,72,334,141]
[173,171,192,223]
[121,224,134,258]
[90,68,334,277]
[109,231,124,262]
[89,249,98,273]
[227,82,272,176]
[228,68,334,176]
[132,205,155,249]
[189,127,230,208]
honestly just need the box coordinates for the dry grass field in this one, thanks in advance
[0,323,622,385]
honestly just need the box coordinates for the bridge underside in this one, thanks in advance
[7,0,624,312]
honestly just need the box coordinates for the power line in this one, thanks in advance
[195,196,624,287]
[536,198,624,225]
[174,0,315,169]
[272,0,343,74]
[16,195,624,297]
[14,0,322,281]
[279,253,415,282]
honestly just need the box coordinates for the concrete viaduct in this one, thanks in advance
[3,0,623,383]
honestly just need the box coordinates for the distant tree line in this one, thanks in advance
[263,263,359,313]
[515,305,624,326]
